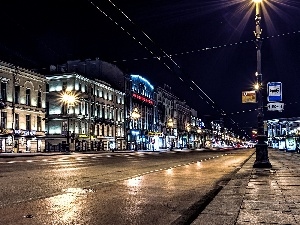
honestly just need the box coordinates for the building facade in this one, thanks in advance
[125,74,156,150]
[156,84,178,149]
[174,99,191,148]
[46,73,125,151]
[0,61,47,152]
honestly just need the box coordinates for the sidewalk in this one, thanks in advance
[192,149,300,225]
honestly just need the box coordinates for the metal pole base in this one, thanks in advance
[253,143,272,168]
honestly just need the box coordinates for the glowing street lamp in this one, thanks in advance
[186,123,191,149]
[131,107,140,151]
[252,0,272,168]
[167,118,174,136]
[131,107,140,119]
[60,91,78,150]
[167,118,173,128]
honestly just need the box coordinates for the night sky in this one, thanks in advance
[1,0,300,134]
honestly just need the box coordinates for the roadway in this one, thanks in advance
[0,148,255,225]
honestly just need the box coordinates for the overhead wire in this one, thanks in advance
[111,30,300,63]
[88,0,234,122]
[87,0,300,137]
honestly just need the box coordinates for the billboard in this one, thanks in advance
[242,91,256,103]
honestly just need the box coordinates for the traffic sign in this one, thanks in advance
[267,102,284,111]
[267,82,282,102]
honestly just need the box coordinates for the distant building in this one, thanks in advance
[156,84,178,149]
[267,117,300,151]
[0,61,47,152]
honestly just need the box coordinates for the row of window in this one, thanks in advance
[0,82,42,108]
[61,82,124,104]
[61,103,124,121]
[0,113,42,131]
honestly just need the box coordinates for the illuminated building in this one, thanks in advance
[156,85,178,149]
[0,61,47,152]
[125,74,156,150]
[46,73,125,151]
[267,118,300,152]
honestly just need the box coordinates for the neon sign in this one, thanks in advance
[132,93,154,105]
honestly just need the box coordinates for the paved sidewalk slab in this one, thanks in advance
[192,149,300,225]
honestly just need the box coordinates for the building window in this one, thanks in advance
[46,102,49,116]
[107,126,110,136]
[1,82,7,102]
[1,112,7,129]
[37,116,42,131]
[91,87,94,96]
[26,89,31,106]
[102,124,105,136]
[96,125,99,136]
[85,102,88,115]
[37,91,42,108]
[15,85,20,104]
[62,81,67,91]
[26,115,31,130]
[15,114,19,130]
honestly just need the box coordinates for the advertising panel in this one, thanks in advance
[242,91,256,103]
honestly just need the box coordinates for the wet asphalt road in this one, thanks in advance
[0,149,255,225]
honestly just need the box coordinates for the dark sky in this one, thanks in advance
[1,0,300,135]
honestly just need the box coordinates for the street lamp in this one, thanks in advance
[131,107,140,151]
[186,123,191,149]
[60,91,77,151]
[252,0,272,168]
[167,118,174,150]
[197,127,202,148]
[131,107,141,126]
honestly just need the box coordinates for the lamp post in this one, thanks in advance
[197,127,202,148]
[131,107,140,151]
[186,123,191,149]
[167,118,174,150]
[252,0,272,168]
[61,91,76,151]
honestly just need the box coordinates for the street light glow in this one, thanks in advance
[60,91,78,107]
[167,118,173,128]
[253,0,262,3]
[131,107,141,119]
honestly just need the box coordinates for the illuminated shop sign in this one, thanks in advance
[131,130,140,136]
[148,132,162,136]
[132,93,154,105]
[14,130,36,136]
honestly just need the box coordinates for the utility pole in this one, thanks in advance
[252,0,272,168]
